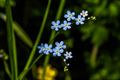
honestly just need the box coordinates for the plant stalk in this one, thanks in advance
[18,0,51,79]
[42,0,66,79]
[90,45,99,68]
[5,0,18,79]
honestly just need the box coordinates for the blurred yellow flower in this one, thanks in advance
[37,65,57,80]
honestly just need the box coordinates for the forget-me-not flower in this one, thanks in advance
[53,47,64,56]
[64,51,73,59]
[75,15,85,25]
[51,20,61,31]
[64,10,75,21]
[43,43,53,54]
[55,41,66,49]
[80,10,88,17]
[61,20,71,30]
[38,43,45,53]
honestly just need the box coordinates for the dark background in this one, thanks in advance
[0,0,120,80]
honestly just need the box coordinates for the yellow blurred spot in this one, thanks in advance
[37,65,57,80]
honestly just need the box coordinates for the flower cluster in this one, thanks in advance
[38,41,72,57]
[38,10,89,71]
[38,41,73,66]
[51,10,88,31]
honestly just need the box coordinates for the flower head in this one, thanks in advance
[61,21,71,30]
[53,47,64,56]
[75,15,85,25]
[38,43,52,54]
[38,43,45,53]
[51,20,61,31]
[80,10,88,17]
[55,41,66,49]
[64,10,75,21]
[37,65,57,80]
[43,43,53,54]
[64,51,73,59]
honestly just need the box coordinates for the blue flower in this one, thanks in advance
[75,15,85,25]
[38,43,45,53]
[80,10,88,17]
[53,47,64,56]
[64,10,75,21]
[55,41,66,49]
[51,20,61,31]
[64,51,73,59]
[43,43,53,54]
[61,21,71,30]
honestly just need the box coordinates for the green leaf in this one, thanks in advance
[0,0,5,7]
[81,24,96,40]
[13,22,33,47]
[108,72,120,80]
[94,0,107,16]
[0,0,15,8]
[92,26,108,46]
[99,68,108,77]
[0,13,33,48]
[90,73,101,80]
[5,0,18,79]
[86,0,99,4]
[109,3,118,16]
[81,24,108,46]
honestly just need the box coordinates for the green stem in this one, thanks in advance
[49,31,60,43]
[42,0,66,79]
[0,50,11,78]
[18,54,43,79]
[3,60,11,79]
[55,0,66,20]
[5,0,18,80]
[65,71,71,80]
[90,45,99,68]
[18,31,59,79]
[18,0,51,79]
[29,55,43,70]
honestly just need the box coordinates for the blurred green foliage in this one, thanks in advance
[81,23,108,46]
[75,0,120,79]
[0,0,120,79]
[0,0,15,7]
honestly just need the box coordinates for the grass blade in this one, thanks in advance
[18,0,51,79]
[5,0,18,79]
[0,13,33,48]
[42,0,66,79]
